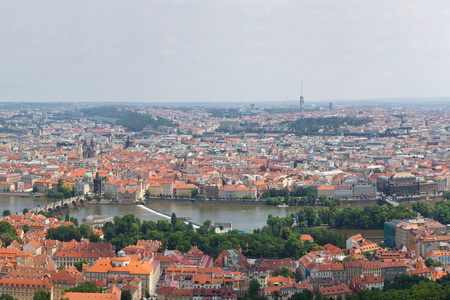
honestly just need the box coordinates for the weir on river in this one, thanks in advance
[139,203,201,229]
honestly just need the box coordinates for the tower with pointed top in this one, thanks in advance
[93,172,102,195]
[299,81,305,113]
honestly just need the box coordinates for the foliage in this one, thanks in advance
[23,224,30,234]
[74,260,88,272]
[412,202,434,218]
[0,294,14,300]
[102,213,343,259]
[425,257,442,268]
[171,213,177,226]
[2,209,11,217]
[33,290,51,300]
[249,278,261,296]
[262,187,314,200]
[47,225,82,242]
[64,281,104,293]
[70,217,79,227]
[443,191,450,200]
[292,204,416,229]
[207,108,241,119]
[283,116,372,136]
[58,184,74,199]
[0,221,19,246]
[272,267,297,280]
[411,200,450,225]
[38,211,53,218]
[80,107,176,131]
[45,189,64,199]
[432,201,450,225]
[347,280,447,300]
[287,289,314,300]
[262,188,342,208]
[384,275,430,291]
[121,290,132,300]
[22,208,29,214]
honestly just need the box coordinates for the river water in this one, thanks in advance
[0,194,383,237]
[70,199,301,232]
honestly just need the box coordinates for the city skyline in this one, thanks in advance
[0,1,449,103]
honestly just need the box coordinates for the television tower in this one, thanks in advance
[299,81,304,113]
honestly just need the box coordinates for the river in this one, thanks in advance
[69,199,301,232]
[0,194,383,237]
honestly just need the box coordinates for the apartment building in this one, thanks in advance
[84,250,160,296]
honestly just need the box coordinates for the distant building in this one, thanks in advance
[117,189,138,203]
[82,215,114,229]
[214,222,232,234]
[82,139,96,159]
[317,185,335,199]
[318,285,352,299]
[93,172,103,194]
[21,174,42,185]
[0,173,21,182]
[352,183,376,198]
[349,274,384,292]
[219,120,240,131]
[379,172,437,196]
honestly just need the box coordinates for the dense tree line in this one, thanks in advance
[346,274,450,300]
[283,116,372,136]
[412,202,434,218]
[117,110,175,132]
[46,224,100,243]
[243,275,446,300]
[292,203,416,229]
[101,213,345,259]
[412,200,450,224]
[262,188,316,199]
[80,106,176,131]
[263,188,341,207]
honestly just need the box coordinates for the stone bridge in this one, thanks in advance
[29,196,86,214]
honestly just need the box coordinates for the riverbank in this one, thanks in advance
[147,197,384,206]
[0,194,435,235]
[0,191,44,196]
[147,197,265,204]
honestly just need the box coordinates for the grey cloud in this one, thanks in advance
[0,0,449,102]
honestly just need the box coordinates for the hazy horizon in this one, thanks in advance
[1,1,449,103]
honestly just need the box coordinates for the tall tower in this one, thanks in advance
[299,81,304,113]
[329,102,333,110]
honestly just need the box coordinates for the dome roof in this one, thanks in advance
[108,172,114,177]
[84,172,93,178]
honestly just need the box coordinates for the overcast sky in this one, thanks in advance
[0,0,449,103]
